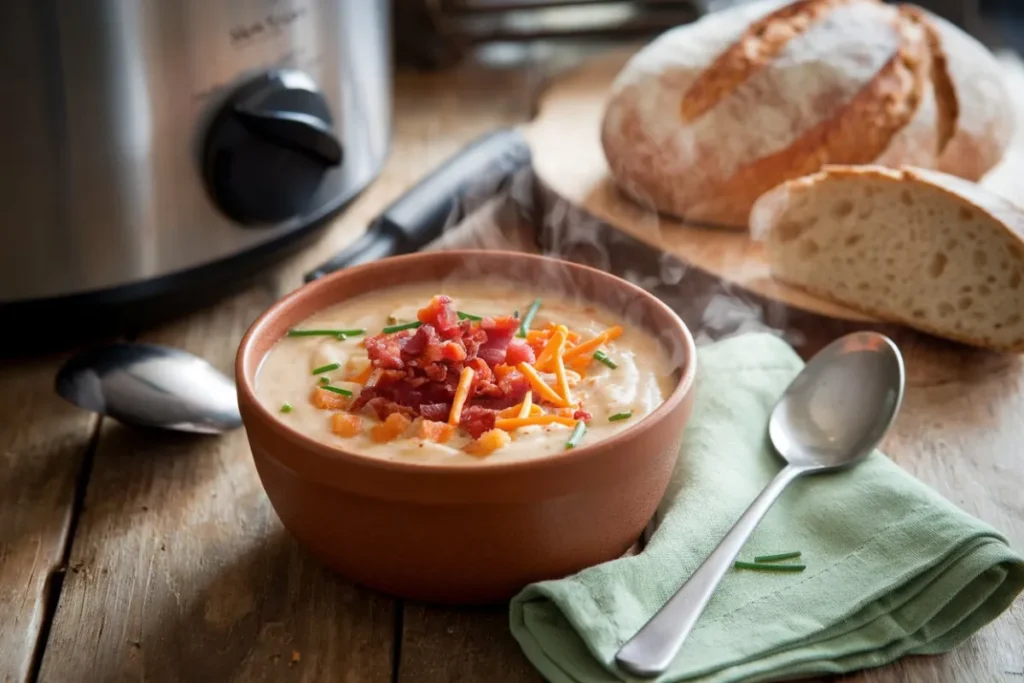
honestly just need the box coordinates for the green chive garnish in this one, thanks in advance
[382,321,422,334]
[311,362,341,375]
[319,376,330,385]
[288,328,364,338]
[320,385,353,397]
[457,311,482,321]
[565,420,587,450]
[753,551,802,563]
[734,561,805,572]
[608,411,633,422]
[594,350,617,369]
[517,299,542,338]
[280,402,293,413]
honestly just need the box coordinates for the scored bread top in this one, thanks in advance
[600,0,1013,228]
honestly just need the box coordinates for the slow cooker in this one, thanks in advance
[0,1,391,346]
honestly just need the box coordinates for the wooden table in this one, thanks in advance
[2,53,1022,683]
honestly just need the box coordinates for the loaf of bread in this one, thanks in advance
[749,165,1024,351]
[600,0,1014,228]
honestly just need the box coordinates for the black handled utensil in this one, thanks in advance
[303,127,533,282]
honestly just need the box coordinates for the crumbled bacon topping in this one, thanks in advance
[351,296,531,436]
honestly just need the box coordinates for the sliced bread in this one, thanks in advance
[749,165,1024,351]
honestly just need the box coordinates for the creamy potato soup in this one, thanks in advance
[256,283,675,465]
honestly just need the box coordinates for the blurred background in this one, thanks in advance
[393,0,1017,69]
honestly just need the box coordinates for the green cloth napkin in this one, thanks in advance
[509,333,1024,683]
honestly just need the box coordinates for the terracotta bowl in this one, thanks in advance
[236,250,697,604]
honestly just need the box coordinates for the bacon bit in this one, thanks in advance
[505,339,535,365]
[573,408,593,422]
[370,413,412,443]
[517,391,533,419]
[562,326,624,362]
[330,412,363,437]
[311,387,350,410]
[495,415,578,430]
[460,405,497,438]
[414,419,455,444]
[417,295,460,337]
[464,428,512,457]
[448,367,475,426]
[517,362,569,407]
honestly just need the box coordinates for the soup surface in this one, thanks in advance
[256,282,676,464]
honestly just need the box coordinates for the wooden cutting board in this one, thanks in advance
[524,45,1024,323]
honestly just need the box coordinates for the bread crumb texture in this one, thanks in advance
[753,166,1024,351]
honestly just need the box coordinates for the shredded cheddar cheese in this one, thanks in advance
[495,415,578,430]
[562,326,623,362]
[448,366,475,426]
[517,362,569,407]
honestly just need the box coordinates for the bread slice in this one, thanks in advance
[749,165,1024,351]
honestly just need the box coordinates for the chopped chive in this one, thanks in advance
[280,402,293,413]
[319,376,330,385]
[734,561,805,572]
[753,551,802,563]
[382,321,422,334]
[565,420,587,450]
[457,311,482,321]
[288,328,364,338]
[311,362,341,375]
[517,299,542,338]
[320,385,353,397]
[594,350,618,369]
[608,411,633,422]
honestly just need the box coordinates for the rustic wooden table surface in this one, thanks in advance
[2,51,1023,683]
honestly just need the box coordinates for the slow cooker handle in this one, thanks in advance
[304,127,532,282]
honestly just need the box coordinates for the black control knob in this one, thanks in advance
[202,70,343,225]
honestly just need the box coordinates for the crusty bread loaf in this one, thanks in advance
[600,0,1014,228]
[749,165,1024,351]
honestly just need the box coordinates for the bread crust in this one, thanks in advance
[919,10,1016,179]
[750,164,1024,352]
[601,0,1014,227]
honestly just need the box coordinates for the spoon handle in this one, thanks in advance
[615,463,807,678]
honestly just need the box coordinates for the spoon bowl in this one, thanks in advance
[615,331,906,678]
[769,332,905,470]
[56,343,242,434]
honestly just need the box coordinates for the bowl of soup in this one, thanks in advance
[236,250,697,603]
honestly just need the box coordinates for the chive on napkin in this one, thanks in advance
[510,333,1024,683]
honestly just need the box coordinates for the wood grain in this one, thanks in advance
[0,355,99,683]
[35,287,396,683]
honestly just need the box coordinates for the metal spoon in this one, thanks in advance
[615,331,906,678]
[55,343,242,434]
